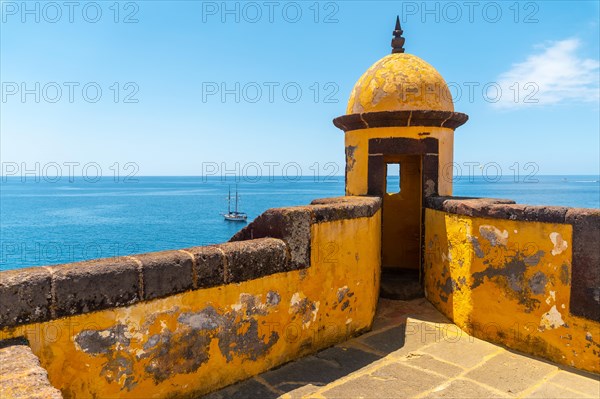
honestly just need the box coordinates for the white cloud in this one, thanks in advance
[493,38,599,109]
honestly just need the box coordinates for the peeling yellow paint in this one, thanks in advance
[540,305,566,331]
[0,213,381,398]
[424,209,600,373]
[347,53,454,114]
[550,232,568,255]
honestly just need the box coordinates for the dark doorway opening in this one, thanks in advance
[380,155,424,299]
[367,137,440,300]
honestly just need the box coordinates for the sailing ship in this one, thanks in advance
[222,185,248,222]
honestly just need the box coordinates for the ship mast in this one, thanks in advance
[228,185,231,214]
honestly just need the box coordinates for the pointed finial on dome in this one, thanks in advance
[391,15,405,54]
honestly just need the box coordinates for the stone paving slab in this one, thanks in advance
[203,298,600,399]
[204,378,279,399]
[399,354,464,378]
[423,378,509,398]
[464,351,558,395]
[526,382,590,398]
[261,347,382,389]
[320,363,446,398]
[547,370,600,395]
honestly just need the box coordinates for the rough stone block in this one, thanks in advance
[52,258,140,318]
[0,341,63,398]
[425,196,516,217]
[135,250,193,300]
[230,208,311,270]
[486,204,527,220]
[310,196,381,223]
[523,205,569,223]
[184,246,225,288]
[0,267,52,327]
[215,238,289,283]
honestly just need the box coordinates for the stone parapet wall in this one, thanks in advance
[0,196,382,398]
[0,238,291,329]
[424,196,600,373]
[425,196,600,322]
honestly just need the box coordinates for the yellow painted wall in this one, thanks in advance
[345,127,454,197]
[424,209,600,373]
[0,213,381,398]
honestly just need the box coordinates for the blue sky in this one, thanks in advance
[1,1,599,177]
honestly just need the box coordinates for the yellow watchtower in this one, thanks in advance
[333,17,468,285]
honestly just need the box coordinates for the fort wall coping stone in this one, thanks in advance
[0,238,285,328]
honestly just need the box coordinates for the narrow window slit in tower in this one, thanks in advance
[386,163,401,194]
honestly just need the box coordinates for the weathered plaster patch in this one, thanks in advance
[102,355,136,390]
[340,300,350,311]
[437,276,461,303]
[550,232,568,255]
[334,286,354,312]
[345,146,357,174]
[74,293,281,390]
[472,256,541,313]
[528,272,548,295]
[289,292,320,329]
[290,292,302,309]
[468,235,485,258]
[539,305,566,331]
[523,251,545,267]
[179,306,221,330]
[546,291,556,305]
[336,286,350,303]
[479,225,508,247]
[75,324,130,355]
[266,291,281,306]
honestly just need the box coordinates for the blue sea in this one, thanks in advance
[1,176,598,270]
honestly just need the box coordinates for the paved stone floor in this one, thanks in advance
[205,298,600,399]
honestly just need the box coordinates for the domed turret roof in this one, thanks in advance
[346,53,454,114]
[346,17,454,114]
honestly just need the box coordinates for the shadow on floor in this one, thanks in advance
[203,324,411,398]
